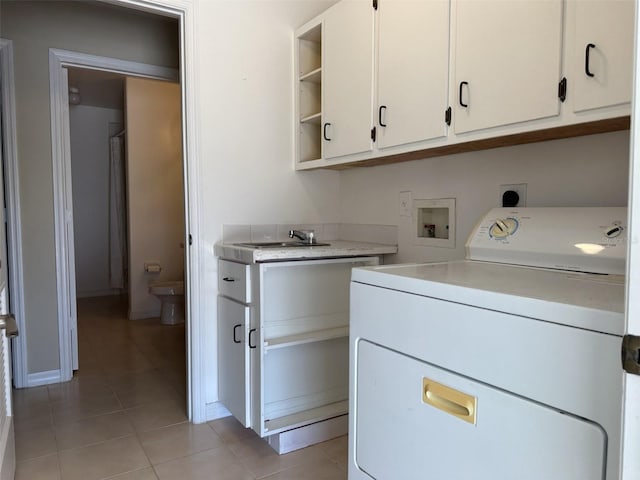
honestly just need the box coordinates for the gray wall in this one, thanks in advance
[1,1,178,374]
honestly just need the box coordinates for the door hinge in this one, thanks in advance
[371,126,377,142]
[445,106,452,126]
[622,334,640,375]
[373,0,378,10]
[188,234,193,246]
[558,77,567,103]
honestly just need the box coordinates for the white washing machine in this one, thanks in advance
[349,207,627,480]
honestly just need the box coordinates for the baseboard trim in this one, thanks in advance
[205,401,231,422]
[26,369,62,387]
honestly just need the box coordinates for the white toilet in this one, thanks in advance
[149,280,185,325]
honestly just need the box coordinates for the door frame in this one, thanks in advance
[0,39,27,390]
[621,0,640,474]
[48,0,204,422]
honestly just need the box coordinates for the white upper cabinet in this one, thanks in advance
[568,0,634,113]
[452,0,563,134]
[376,0,450,149]
[322,0,375,160]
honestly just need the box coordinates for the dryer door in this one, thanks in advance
[354,340,606,480]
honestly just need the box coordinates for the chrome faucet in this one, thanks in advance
[289,229,315,244]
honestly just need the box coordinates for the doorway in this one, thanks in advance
[42,0,198,419]
[66,66,186,391]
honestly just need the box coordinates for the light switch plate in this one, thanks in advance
[399,191,413,217]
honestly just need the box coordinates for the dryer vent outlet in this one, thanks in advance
[499,184,527,207]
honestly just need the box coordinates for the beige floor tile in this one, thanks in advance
[259,458,347,480]
[139,422,224,465]
[114,378,182,409]
[13,386,50,415]
[125,400,188,433]
[48,375,113,406]
[208,416,257,443]
[15,453,61,480]
[317,435,348,465]
[154,446,255,480]
[14,411,53,434]
[104,369,165,390]
[13,398,51,420]
[58,435,150,480]
[104,467,159,479]
[54,411,134,450]
[15,425,57,461]
[229,436,330,479]
[52,392,123,425]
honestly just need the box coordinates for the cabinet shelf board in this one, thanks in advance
[300,112,322,124]
[300,67,322,83]
[264,326,348,351]
[264,400,348,435]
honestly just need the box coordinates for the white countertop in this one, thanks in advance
[215,240,398,263]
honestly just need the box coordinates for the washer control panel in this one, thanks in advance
[466,207,627,275]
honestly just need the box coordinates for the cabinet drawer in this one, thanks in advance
[219,259,251,303]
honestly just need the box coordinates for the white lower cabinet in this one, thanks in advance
[218,256,378,450]
[217,296,251,427]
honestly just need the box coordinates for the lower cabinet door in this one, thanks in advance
[218,296,251,427]
[354,340,606,480]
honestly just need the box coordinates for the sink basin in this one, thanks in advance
[234,241,331,249]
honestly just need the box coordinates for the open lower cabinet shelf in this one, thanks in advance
[264,326,348,351]
[264,400,348,436]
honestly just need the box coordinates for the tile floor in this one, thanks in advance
[13,295,348,480]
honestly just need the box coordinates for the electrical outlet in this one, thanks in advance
[399,191,413,217]
[499,184,527,207]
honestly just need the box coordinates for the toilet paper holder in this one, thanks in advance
[144,262,162,274]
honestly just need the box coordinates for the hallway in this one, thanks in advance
[12,296,347,479]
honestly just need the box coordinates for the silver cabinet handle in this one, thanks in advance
[0,315,18,338]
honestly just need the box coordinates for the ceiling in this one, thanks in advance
[67,68,125,110]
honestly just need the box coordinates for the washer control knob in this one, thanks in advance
[489,218,519,239]
[604,225,624,238]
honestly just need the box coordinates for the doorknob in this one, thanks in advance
[0,315,18,338]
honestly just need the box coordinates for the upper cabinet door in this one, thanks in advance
[452,0,563,135]
[323,0,375,160]
[376,0,450,150]
[569,0,634,113]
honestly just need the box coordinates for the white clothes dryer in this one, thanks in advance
[349,207,627,480]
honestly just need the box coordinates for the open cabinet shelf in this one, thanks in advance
[264,326,348,351]
[300,67,321,83]
[296,21,323,165]
[264,400,348,436]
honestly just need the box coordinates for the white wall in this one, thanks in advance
[126,77,184,320]
[69,104,124,298]
[195,0,341,405]
[339,130,630,264]
[0,0,179,374]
